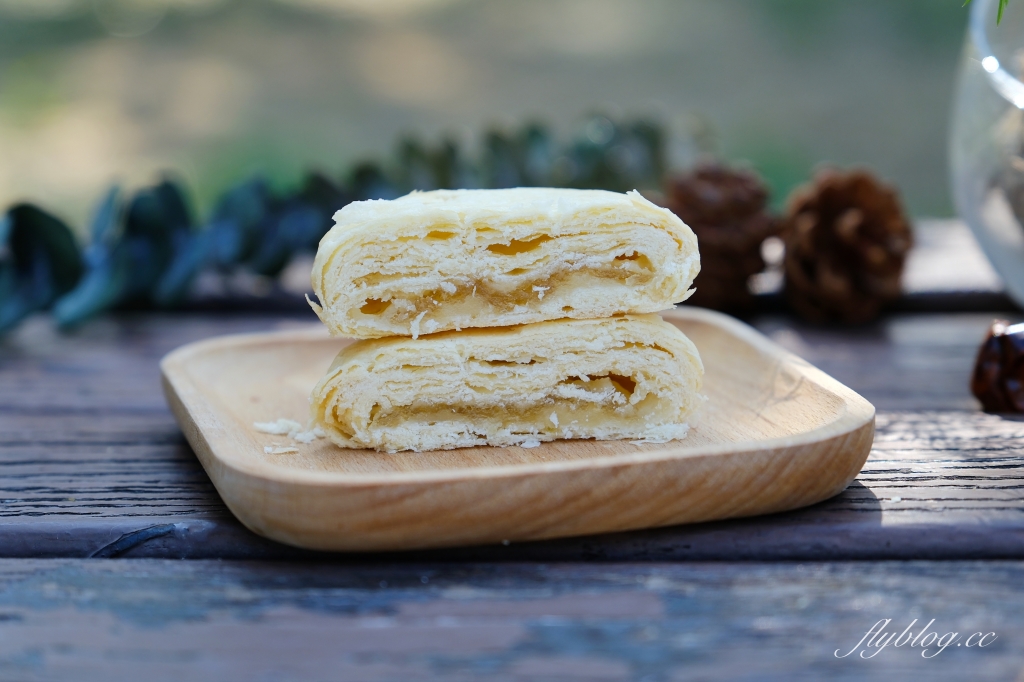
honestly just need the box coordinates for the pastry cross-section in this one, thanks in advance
[310,188,700,338]
[311,314,705,452]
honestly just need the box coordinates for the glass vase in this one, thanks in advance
[951,0,1024,305]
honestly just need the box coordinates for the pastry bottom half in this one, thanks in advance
[311,314,704,453]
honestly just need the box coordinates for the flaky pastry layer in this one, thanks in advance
[311,314,705,453]
[310,188,700,338]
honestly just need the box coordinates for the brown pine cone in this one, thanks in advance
[971,320,1024,412]
[664,164,779,311]
[782,169,912,324]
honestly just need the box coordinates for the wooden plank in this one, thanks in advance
[0,559,1019,681]
[754,313,1000,411]
[2,311,1024,560]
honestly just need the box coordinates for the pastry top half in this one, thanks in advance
[310,188,700,338]
[311,314,705,453]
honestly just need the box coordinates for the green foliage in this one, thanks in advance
[0,205,82,333]
[0,114,668,334]
[53,180,195,328]
[964,0,1010,24]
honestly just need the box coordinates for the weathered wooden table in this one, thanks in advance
[2,222,1023,680]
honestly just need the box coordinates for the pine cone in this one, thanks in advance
[782,169,912,324]
[971,320,1024,413]
[664,164,779,311]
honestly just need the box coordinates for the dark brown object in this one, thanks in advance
[664,164,779,311]
[971,319,1024,412]
[782,169,912,324]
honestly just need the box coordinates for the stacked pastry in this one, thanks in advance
[308,188,705,453]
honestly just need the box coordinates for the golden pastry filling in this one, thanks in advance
[310,188,700,339]
[366,375,670,438]
[311,315,705,452]
[332,229,671,337]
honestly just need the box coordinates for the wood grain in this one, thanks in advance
[0,200,1019,679]
[1,310,1022,559]
[0,558,1020,681]
[159,308,875,551]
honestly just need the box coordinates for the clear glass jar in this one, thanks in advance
[951,0,1024,304]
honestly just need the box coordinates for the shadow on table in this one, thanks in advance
[103,481,883,563]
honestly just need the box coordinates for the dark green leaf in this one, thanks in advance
[965,0,1012,24]
[54,178,195,327]
[247,203,323,277]
[52,248,132,329]
[518,122,554,186]
[298,171,348,225]
[349,162,398,201]
[481,129,522,189]
[0,204,82,334]
[154,177,270,306]
[395,136,438,192]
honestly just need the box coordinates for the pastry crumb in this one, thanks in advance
[519,439,541,448]
[254,419,303,435]
[264,445,299,454]
[630,423,690,446]
[410,310,428,339]
[254,419,325,445]
[292,426,325,444]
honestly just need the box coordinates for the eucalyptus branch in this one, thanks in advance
[0,115,669,333]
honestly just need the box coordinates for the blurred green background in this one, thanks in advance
[0,0,968,229]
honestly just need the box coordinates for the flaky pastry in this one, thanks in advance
[311,314,704,452]
[309,188,700,338]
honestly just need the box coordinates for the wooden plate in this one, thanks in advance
[161,307,875,552]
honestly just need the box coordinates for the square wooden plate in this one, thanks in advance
[161,307,875,552]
